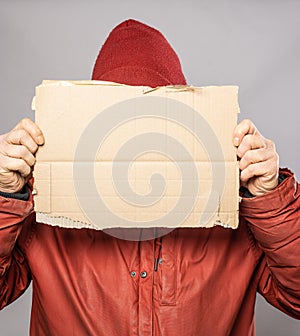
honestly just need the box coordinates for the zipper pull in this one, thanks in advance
[154,237,162,272]
[154,258,159,272]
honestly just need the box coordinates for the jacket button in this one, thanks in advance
[130,271,136,277]
[140,271,147,278]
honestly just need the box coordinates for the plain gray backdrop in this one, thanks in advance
[0,0,299,335]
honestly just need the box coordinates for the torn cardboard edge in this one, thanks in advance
[33,80,240,231]
[36,212,100,230]
[35,212,237,230]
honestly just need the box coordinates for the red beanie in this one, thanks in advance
[92,19,187,87]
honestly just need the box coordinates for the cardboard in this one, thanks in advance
[33,80,240,230]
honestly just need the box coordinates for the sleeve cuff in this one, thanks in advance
[0,186,30,201]
[240,172,288,198]
[240,168,296,215]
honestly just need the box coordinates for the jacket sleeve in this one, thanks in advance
[240,168,300,319]
[0,185,34,310]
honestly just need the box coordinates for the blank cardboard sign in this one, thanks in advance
[33,80,240,230]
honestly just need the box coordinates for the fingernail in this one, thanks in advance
[233,137,239,146]
[37,135,44,144]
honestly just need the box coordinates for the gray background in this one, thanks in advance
[0,0,299,335]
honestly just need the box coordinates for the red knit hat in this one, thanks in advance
[92,19,187,87]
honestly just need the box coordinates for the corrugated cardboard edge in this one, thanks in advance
[36,212,100,230]
[35,212,238,230]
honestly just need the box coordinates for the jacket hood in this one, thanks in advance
[92,19,187,87]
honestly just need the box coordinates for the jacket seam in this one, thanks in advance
[21,213,37,259]
[244,221,262,263]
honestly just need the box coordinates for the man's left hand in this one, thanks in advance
[233,119,279,197]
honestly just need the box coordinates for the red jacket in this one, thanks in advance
[1,19,300,335]
[0,169,300,335]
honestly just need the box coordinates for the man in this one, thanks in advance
[0,19,299,336]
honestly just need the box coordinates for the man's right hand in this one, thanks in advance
[0,118,44,193]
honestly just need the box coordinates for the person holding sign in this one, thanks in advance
[0,19,299,336]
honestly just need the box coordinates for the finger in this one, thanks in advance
[3,143,36,167]
[1,156,31,177]
[13,118,44,145]
[6,129,39,154]
[239,147,273,171]
[233,119,260,147]
[236,134,266,159]
[240,160,277,183]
